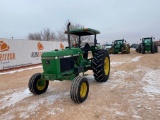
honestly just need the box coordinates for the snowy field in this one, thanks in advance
[0,50,160,120]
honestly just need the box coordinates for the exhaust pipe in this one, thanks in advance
[67,22,71,48]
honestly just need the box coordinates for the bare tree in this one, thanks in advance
[28,33,42,40]
[28,20,92,44]
[41,28,56,41]
[56,20,92,45]
[56,30,67,42]
[28,28,56,41]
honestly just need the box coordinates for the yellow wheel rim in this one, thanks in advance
[36,79,46,91]
[80,82,87,98]
[104,57,109,75]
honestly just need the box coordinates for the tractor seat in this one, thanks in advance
[82,43,90,59]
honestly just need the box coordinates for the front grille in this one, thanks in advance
[60,57,74,72]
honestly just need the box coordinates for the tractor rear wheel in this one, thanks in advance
[121,47,125,54]
[127,48,130,54]
[28,73,49,95]
[92,50,110,82]
[126,47,130,54]
[70,76,89,103]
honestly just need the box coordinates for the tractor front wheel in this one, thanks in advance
[70,76,89,103]
[28,73,49,95]
[92,50,110,82]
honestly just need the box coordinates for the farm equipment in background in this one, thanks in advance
[105,43,113,54]
[137,37,158,54]
[131,43,138,48]
[136,43,142,53]
[112,39,130,54]
[28,23,110,103]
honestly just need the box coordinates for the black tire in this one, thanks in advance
[154,44,158,53]
[128,47,130,54]
[70,76,89,103]
[142,46,145,54]
[28,73,49,95]
[112,48,115,54]
[113,48,118,54]
[121,47,125,54]
[151,45,155,53]
[91,50,110,82]
[126,47,130,54]
[138,45,141,53]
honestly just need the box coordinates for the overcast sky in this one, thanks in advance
[0,0,160,44]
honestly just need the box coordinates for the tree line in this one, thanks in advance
[28,20,92,44]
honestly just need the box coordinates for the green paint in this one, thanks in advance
[67,28,100,36]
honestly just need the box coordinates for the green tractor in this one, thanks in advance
[139,37,158,54]
[112,39,130,54]
[28,23,110,103]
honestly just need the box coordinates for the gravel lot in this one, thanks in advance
[0,48,160,120]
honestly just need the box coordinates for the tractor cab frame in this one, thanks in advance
[65,27,100,56]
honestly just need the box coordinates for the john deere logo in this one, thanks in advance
[38,42,44,51]
[0,41,16,61]
[31,42,44,58]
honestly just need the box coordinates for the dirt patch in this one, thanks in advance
[0,49,160,120]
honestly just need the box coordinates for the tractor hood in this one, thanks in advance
[42,47,82,57]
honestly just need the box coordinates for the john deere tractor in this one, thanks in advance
[138,37,158,54]
[112,39,130,54]
[28,23,110,103]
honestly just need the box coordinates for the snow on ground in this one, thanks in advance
[18,92,65,119]
[1,54,160,119]
[130,56,142,62]
[128,67,160,119]
[0,88,20,95]
[0,86,68,119]
[0,65,42,75]
[108,66,160,119]
[112,71,128,78]
[0,88,32,109]
[111,56,142,67]
[142,69,160,95]
[111,62,125,67]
